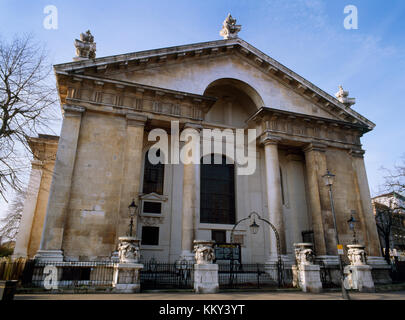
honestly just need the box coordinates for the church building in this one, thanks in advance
[13,15,386,272]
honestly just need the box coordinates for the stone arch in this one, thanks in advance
[203,78,264,127]
[204,78,265,110]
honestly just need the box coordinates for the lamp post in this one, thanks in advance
[128,199,138,237]
[347,210,358,244]
[322,169,350,300]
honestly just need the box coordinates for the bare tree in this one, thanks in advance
[0,189,25,242]
[0,33,57,201]
[382,155,405,195]
[375,206,393,264]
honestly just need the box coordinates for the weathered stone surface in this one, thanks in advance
[13,32,380,270]
[194,264,219,294]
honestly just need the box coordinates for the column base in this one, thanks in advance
[34,250,64,262]
[194,264,219,294]
[344,265,375,292]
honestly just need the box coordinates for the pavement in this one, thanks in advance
[14,290,405,300]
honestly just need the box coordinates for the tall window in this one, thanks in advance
[200,155,235,224]
[142,149,164,194]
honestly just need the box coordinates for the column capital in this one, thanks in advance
[349,148,365,159]
[126,112,147,127]
[260,131,281,146]
[303,142,327,154]
[63,104,86,116]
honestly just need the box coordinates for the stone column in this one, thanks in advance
[303,143,328,256]
[180,123,201,260]
[260,132,286,262]
[116,113,147,240]
[12,160,43,258]
[350,149,381,257]
[36,105,85,262]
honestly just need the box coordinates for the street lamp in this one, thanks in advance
[249,218,260,235]
[322,169,350,300]
[231,211,284,287]
[347,210,358,244]
[128,199,138,237]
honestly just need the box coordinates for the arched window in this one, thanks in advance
[200,155,235,224]
[142,149,164,194]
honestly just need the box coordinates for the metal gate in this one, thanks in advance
[218,262,293,289]
[140,260,193,290]
[317,261,339,288]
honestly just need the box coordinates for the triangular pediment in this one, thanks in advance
[54,38,374,131]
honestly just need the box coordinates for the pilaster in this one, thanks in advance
[36,105,85,261]
[350,148,381,256]
[303,143,328,255]
[116,113,147,241]
[12,160,43,258]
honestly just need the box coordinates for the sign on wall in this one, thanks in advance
[214,243,241,263]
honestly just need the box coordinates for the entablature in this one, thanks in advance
[250,107,367,150]
[58,73,216,122]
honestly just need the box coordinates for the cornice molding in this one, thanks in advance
[53,37,375,131]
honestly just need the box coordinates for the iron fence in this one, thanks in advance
[218,262,293,289]
[1,259,116,289]
[140,260,194,290]
[316,261,340,288]
[0,258,28,281]
[391,261,405,283]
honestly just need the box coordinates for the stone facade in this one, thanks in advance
[13,27,384,280]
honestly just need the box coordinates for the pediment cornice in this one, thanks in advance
[54,38,375,131]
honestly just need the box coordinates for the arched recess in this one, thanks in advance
[203,78,265,128]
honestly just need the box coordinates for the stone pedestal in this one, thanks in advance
[112,263,143,293]
[298,264,323,293]
[194,264,219,294]
[112,236,143,293]
[343,244,375,292]
[193,240,218,294]
[294,243,322,293]
[344,265,374,292]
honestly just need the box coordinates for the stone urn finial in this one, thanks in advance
[117,236,140,263]
[74,30,96,60]
[294,243,315,266]
[347,244,368,266]
[193,240,215,264]
[335,85,356,107]
[219,13,242,39]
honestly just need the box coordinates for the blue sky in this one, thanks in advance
[0,0,404,216]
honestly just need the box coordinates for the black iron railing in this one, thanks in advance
[218,262,293,289]
[140,260,194,290]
